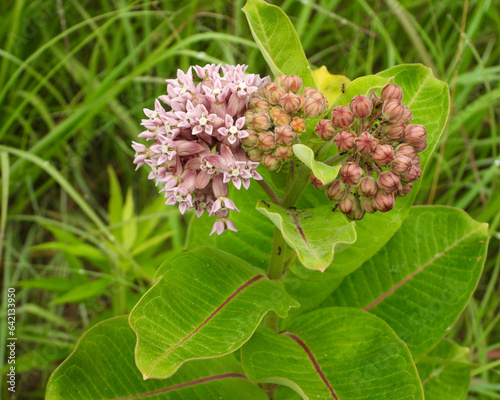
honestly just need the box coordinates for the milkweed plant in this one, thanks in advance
[47,1,489,399]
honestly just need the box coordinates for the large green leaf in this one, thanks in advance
[242,0,316,88]
[324,206,489,360]
[256,201,356,271]
[241,308,424,400]
[129,247,299,379]
[417,339,471,400]
[46,316,268,400]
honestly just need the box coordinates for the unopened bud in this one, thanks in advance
[401,165,422,182]
[339,193,356,214]
[383,121,406,139]
[251,113,271,131]
[303,87,317,98]
[264,83,286,104]
[382,99,404,121]
[360,196,376,213]
[347,197,365,220]
[244,109,255,123]
[310,173,325,189]
[303,93,328,118]
[247,148,263,162]
[381,84,403,102]
[270,106,291,126]
[315,119,336,141]
[350,95,373,119]
[275,125,296,146]
[371,92,383,109]
[391,154,412,175]
[399,182,413,197]
[340,162,364,185]
[405,124,426,144]
[377,171,400,193]
[334,130,356,152]
[241,130,259,148]
[358,176,378,197]
[373,191,395,212]
[401,106,413,123]
[274,145,294,162]
[331,106,355,128]
[281,92,302,113]
[274,75,286,88]
[290,117,306,134]
[355,132,378,154]
[395,143,417,159]
[372,144,395,166]
[248,97,260,110]
[258,131,276,152]
[283,75,303,93]
[326,180,347,201]
[254,99,271,113]
[413,139,427,153]
[261,154,281,171]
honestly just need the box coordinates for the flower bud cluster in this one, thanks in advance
[242,75,329,171]
[316,83,427,220]
[132,64,270,235]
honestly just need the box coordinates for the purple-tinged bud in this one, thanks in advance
[399,182,413,197]
[290,117,306,134]
[391,154,412,175]
[254,100,271,113]
[264,83,287,104]
[340,162,364,185]
[212,174,229,197]
[261,154,281,171]
[372,144,395,166]
[358,176,378,197]
[311,173,325,189]
[413,139,427,153]
[334,130,356,152]
[381,84,403,102]
[405,124,426,144]
[395,143,417,159]
[371,92,383,109]
[303,92,328,118]
[281,92,302,113]
[350,95,373,119]
[283,75,303,93]
[383,120,406,139]
[377,171,401,193]
[315,119,336,141]
[275,125,296,146]
[412,154,421,166]
[251,112,271,131]
[258,131,276,152]
[360,196,376,213]
[401,165,422,182]
[355,132,378,154]
[274,145,294,162]
[241,130,259,148]
[373,191,395,212]
[326,180,347,201]
[347,197,365,220]
[339,193,356,214]
[401,106,413,123]
[270,106,291,126]
[247,148,263,162]
[331,106,355,128]
[382,99,404,122]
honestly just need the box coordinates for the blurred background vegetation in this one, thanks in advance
[0,0,498,398]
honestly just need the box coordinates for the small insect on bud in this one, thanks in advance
[347,197,365,220]
[258,131,276,152]
[334,130,356,152]
[339,193,356,214]
[303,89,328,117]
[261,154,281,171]
[274,145,294,162]
[331,105,355,128]
[358,176,378,197]
[247,148,263,162]
[310,173,325,189]
[391,154,413,175]
[405,124,426,145]
[355,132,378,154]
[349,95,373,119]
[401,106,413,123]
[340,162,364,185]
[360,196,376,213]
[281,92,302,114]
[381,83,403,102]
[275,125,296,146]
[377,171,401,193]
[270,106,291,126]
[383,120,406,139]
[251,113,271,131]
[326,179,347,201]
[253,99,271,113]
[373,191,395,212]
[382,99,404,122]
[399,182,413,197]
[413,139,427,153]
[241,130,259,148]
[372,144,395,166]
[283,75,303,93]
[315,119,336,141]
[290,117,306,134]
[264,83,287,104]
[401,165,422,183]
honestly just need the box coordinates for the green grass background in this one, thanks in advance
[0,0,499,398]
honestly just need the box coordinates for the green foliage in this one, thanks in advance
[292,144,341,186]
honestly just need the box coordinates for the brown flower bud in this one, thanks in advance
[258,131,276,152]
[340,162,364,185]
[358,176,378,197]
[275,125,296,146]
[261,154,281,171]
[401,165,422,182]
[355,132,378,154]
[405,124,426,144]
[382,99,404,121]
[381,83,403,102]
[315,119,336,141]
[399,182,413,197]
[310,173,325,189]
[391,154,412,175]
[413,139,427,153]
[339,193,356,214]
[331,106,355,128]
[264,83,286,104]
[347,197,365,220]
[350,95,373,119]
[281,92,302,113]
[283,75,303,93]
[372,144,395,166]
[395,143,417,159]
[290,117,306,134]
[270,106,291,126]
[274,145,294,162]
[247,148,263,162]
[303,93,328,118]
[373,191,395,212]
[412,154,421,166]
[241,130,259,148]
[251,112,271,131]
[326,180,347,201]
[377,171,401,193]
[253,99,271,113]
[360,196,376,213]
[401,106,413,123]
[334,130,356,152]
[383,120,406,139]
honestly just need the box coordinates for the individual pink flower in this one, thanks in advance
[218,115,248,145]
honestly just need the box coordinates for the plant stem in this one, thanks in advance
[281,163,311,207]
[257,179,281,205]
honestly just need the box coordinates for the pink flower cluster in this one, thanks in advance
[132,64,271,235]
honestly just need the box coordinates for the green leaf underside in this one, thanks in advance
[242,0,316,88]
[293,144,341,185]
[324,206,488,360]
[46,317,267,400]
[129,247,299,379]
[417,339,471,400]
[293,64,450,279]
[256,201,356,271]
[241,308,424,400]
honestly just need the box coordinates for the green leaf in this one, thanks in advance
[417,339,471,400]
[256,201,356,271]
[242,0,316,88]
[49,277,112,305]
[312,66,350,106]
[332,74,393,107]
[293,144,341,185]
[324,206,489,360]
[46,316,268,400]
[241,307,424,400]
[129,247,299,379]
